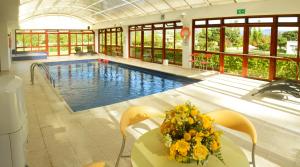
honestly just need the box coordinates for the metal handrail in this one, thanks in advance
[30,62,55,88]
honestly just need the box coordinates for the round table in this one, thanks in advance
[131,129,249,167]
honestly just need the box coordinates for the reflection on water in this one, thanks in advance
[48,61,198,111]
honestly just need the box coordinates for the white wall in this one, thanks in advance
[0,22,10,71]
[94,30,99,53]
[0,0,19,71]
[122,26,129,59]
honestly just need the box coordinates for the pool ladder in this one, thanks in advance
[30,62,56,88]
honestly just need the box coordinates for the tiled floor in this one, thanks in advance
[5,55,300,167]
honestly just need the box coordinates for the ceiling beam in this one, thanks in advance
[20,5,115,22]
[90,0,141,17]
[121,0,146,15]
[69,0,106,16]
[32,0,43,15]
[204,0,212,6]
[183,0,192,8]
[144,0,162,14]
[161,0,175,11]
[23,5,100,15]
[20,13,95,24]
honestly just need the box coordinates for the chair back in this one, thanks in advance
[191,53,199,57]
[120,106,159,137]
[204,53,213,59]
[206,109,257,144]
[84,161,105,167]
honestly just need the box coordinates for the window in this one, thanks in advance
[208,20,221,25]
[16,30,94,56]
[194,28,206,51]
[130,31,136,58]
[207,28,220,51]
[154,30,163,63]
[249,27,271,55]
[249,17,273,23]
[129,21,182,65]
[175,29,183,64]
[277,27,298,58]
[225,27,244,53]
[59,34,69,55]
[224,18,245,24]
[143,30,152,62]
[98,27,122,57]
[129,27,142,59]
[195,20,206,25]
[166,29,175,64]
[48,33,58,56]
[193,15,300,81]
[278,17,298,23]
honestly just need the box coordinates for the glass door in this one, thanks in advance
[48,33,58,56]
[143,30,152,62]
[154,30,163,63]
[59,33,69,55]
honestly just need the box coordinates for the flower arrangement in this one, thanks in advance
[160,102,224,165]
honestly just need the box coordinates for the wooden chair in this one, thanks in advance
[200,53,213,70]
[84,161,105,167]
[206,109,257,167]
[115,106,159,167]
[190,53,201,70]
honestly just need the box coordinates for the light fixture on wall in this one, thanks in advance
[180,12,186,19]
[179,12,186,25]
[161,14,165,21]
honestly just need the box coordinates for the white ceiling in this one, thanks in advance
[19,0,262,24]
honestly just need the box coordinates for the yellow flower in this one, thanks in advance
[211,140,220,151]
[171,117,176,123]
[188,117,194,125]
[202,115,212,129]
[169,144,177,160]
[214,131,223,139]
[189,129,197,136]
[210,127,215,133]
[160,121,171,134]
[176,155,189,162]
[194,132,204,144]
[175,139,190,156]
[162,103,224,163]
[182,105,189,112]
[196,132,204,137]
[191,109,198,117]
[175,105,182,111]
[193,144,208,160]
[181,113,188,119]
[184,133,191,141]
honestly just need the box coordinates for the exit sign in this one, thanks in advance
[237,9,246,15]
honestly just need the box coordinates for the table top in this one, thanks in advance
[131,129,249,167]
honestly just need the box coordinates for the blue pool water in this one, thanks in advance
[46,60,199,112]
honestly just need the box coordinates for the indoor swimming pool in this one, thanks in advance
[46,60,199,111]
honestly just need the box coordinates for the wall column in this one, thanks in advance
[0,21,11,71]
[7,21,18,62]
[122,26,129,59]
[181,17,192,69]
[94,30,99,53]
